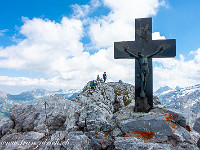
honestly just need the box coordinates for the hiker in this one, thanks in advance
[103,72,107,82]
[90,80,96,91]
[97,74,100,82]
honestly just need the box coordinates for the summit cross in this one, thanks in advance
[114,18,176,112]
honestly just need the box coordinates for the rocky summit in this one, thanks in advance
[0,80,199,150]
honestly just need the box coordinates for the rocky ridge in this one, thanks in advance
[0,80,199,150]
[0,89,80,119]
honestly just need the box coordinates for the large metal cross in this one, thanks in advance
[114,18,176,111]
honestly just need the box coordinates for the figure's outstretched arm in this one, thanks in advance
[125,49,139,59]
[123,44,139,59]
[147,45,163,58]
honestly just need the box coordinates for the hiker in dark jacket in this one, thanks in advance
[103,72,107,82]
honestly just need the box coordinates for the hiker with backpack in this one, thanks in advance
[90,80,96,91]
[103,72,107,82]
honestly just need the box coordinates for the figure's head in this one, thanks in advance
[138,52,144,57]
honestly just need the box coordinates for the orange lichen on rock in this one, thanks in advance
[185,125,191,132]
[153,147,155,150]
[165,113,177,122]
[124,132,135,137]
[164,113,173,121]
[168,137,176,146]
[21,111,24,114]
[125,131,155,140]
[133,131,155,140]
[170,123,176,129]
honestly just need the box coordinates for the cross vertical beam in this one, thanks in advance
[114,18,176,112]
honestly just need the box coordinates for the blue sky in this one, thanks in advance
[0,0,200,94]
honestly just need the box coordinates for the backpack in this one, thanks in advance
[90,81,95,86]
[103,73,107,78]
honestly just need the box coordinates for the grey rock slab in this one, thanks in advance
[9,94,79,133]
[9,104,34,132]
[111,128,122,137]
[174,126,192,143]
[197,138,200,149]
[89,131,113,150]
[119,114,173,141]
[0,131,45,150]
[115,137,199,150]
[167,108,187,127]
[193,117,200,133]
[114,137,171,150]
[0,118,14,135]
[175,143,199,150]
[64,131,89,150]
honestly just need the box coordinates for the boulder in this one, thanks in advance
[118,114,173,142]
[167,109,187,127]
[173,126,192,143]
[114,137,171,150]
[64,131,89,150]
[151,107,187,127]
[193,117,200,133]
[0,131,45,150]
[114,137,199,150]
[9,95,79,133]
[197,138,200,148]
[0,118,14,135]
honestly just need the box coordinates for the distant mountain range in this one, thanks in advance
[0,89,80,119]
[155,85,200,115]
[0,89,80,101]
[0,83,200,120]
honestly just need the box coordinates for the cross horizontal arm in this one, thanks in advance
[114,41,138,59]
[114,39,176,59]
[150,39,176,58]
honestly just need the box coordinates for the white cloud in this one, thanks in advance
[2,0,199,94]
[152,32,165,40]
[0,29,8,36]
[153,48,200,90]
[88,0,164,48]
[0,76,78,89]
[0,17,84,73]
[71,4,91,18]
[151,32,200,90]
[0,15,135,90]
[71,0,101,19]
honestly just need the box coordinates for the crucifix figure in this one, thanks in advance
[114,18,176,112]
[123,44,163,98]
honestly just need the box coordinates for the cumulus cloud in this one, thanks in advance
[71,0,101,19]
[0,29,8,36]
[71,4,91,18]
[152,32,165,40]
[0,17,84,73]
[1,0,198,93]
[153,48,200,90]
[88,0,164,48]
[0,0,165,91]
[152,32,200,90]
